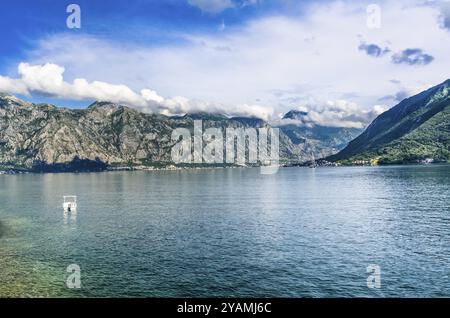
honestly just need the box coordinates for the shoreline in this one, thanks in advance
[1,161,449,175]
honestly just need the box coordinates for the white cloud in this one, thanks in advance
[9,62,147,107]
[3,0,450,127]
[0,76,28,95]
[0,62,275,120]
[273,101,386,128]
[430,0,450,30]
[0,62,382,127]
[305,101,386,129]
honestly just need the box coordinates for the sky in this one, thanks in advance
[1,0,450,128]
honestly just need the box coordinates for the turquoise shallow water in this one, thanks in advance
[0,165,450,297]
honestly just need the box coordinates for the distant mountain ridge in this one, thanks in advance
[282,110,309,121]
[277,110,364,158]
[329,79,450,164]
[0,95,304,172]
[3,92,416,172]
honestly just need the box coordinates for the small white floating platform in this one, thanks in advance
[63,195,77,212]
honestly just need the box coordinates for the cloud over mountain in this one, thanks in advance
[275,101,386,129]
[0,62,275,120]
[2,1,450,128]
[0,62,384,128]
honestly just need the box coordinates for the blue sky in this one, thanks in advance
[0,0,309,65]
[0,0,313,108]
[1,0,450,127]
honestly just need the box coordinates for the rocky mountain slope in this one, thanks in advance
[329,79,450,164]
[277,110,363,158]
[0,95,302,172]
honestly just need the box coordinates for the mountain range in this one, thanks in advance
[0,95,304,172]
[329,79,450,164]
[277,110,363,158]
[2,78,449,172]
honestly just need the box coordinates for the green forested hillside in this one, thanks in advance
[329,79,450,164]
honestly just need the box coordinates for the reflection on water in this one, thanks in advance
[63,210,77,226]
[0,221,5,239]
[0,165,450,297]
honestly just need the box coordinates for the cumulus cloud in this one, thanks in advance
[5,63,147,106]
[391,48,434,65]
[358,42,390,57]
[25,0,450,114]
[275,101,386,129]
[0,62,275,120]
[3,0,450,127]
[0,62,384,127]
[0,76,28,95]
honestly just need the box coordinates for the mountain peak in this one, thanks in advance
[88,101,121,109]
[0,92,19,101]
[283,110,308,120]
[178,112,229,121]
[435,78,450,90]
[0,93,31,108]
[426,79,450,106]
